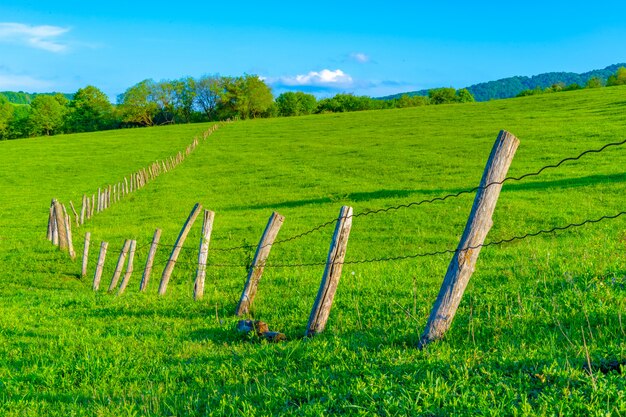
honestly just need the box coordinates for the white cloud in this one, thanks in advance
[349,52,370,63]
[0,22,70,52]
[0,73,52,90]
[279,69,353,87]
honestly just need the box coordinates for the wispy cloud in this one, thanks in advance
[349,52,370,63]
[0,22,70,52]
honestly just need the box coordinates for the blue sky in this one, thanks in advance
[1,1,625,100]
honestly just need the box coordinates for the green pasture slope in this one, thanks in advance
[1,86,626,415]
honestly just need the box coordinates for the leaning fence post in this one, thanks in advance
[53,200,69,250]
[108,240,131,292]
[64,212,76,260]
[118,240,137,295]
[158,203,203,295]
[140,228,161,292]
[47,200,55,242]
[194,210,216,300]
[418,130,519,349]
[93,241,108,291]
[305,206,353,336]
[69,201,79,227]
[235,212,285,316]
[82,232,91,278]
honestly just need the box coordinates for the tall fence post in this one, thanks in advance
[93,241,108,291]
[108,240,131,292]
[158,203,203,295]
[64,211,76,260]
[418,130,519,349]
[140,228,161,292]
[305,206,353,336]
[235,212,285,316]
[82,232,91,278]
[118,240,137,295]
[194,210,216,301]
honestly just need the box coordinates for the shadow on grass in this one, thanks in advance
[222,172,626,213]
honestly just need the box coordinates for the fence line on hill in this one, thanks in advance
[45,129,626,345]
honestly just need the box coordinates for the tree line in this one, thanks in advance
[0,73,505,140]
[516,67,626,97]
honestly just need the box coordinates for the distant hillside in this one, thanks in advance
[380,63,626,102]
[0,91,73,104]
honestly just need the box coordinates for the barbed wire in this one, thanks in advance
[206,138,626,253]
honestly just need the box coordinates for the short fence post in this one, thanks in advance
[93,242,108,291]
[82,232,91,278]
[158,203,203,295]
[305,206,353,337]
[69,201,79,227]
[140,228,161,292]
[108,240,131,292]
[235,212,285,316]
[80,195,87,225]
[47,200,55,242]
[194,210,216,300]
[418,130,519,349]
[118,240,137,295]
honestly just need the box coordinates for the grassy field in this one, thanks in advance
[1,86,626,416]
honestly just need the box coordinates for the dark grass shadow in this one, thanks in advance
[222,172,626,213]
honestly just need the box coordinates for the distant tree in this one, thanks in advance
[395,94,428,108]
[564,83,581,91]
[219,75,273,119]
[428,87,457,104]
[117,79,158,127]
[194,75,222,120]
[0,95,14,139]
[276,91,317,116]
[66,86,115,132]
[28,94,68,136]
[7,105,30,139]
[607,67,626,86]
[456,88,475,103]
[172,77,196,123]
[585,76,603,88]
[152,81,177,124]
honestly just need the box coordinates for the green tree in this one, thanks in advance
[194,75,222,120]
[456,88,475,103]
[607,67,626,86]
[0,95,14,139]
[585,77,603,88]
[428,87,457,104]
[219,75,273,119]
[172,77,196,123]
[276,91,317,116]
[28,94,68,136]
[117,79,158,127]
[243,74,274,118]
[66,86,115,132]
[152,81,177,124]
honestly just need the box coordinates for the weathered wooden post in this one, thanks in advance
[235,212,285,316]
[64,210,76,260]
[53,200,69,250]
[118,240,137,295]
[140,228,161,292]
[82,232,91,278]
[158,203,203,295]
[418,130,519,349]
[93,241,108,291]
[305,206,353,336]
[69,201,79,227]
[108,240,131,292]
[80,195,87,225]
[193,210,216,300]
[47,200,55,242]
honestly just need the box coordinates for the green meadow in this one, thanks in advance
[1,86,625,416]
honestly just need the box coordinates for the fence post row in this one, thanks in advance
[158,203,203,295]
[418,130,519,349]
[306,205,353,337]
[235,211,285,316]
[194,210,216,301]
